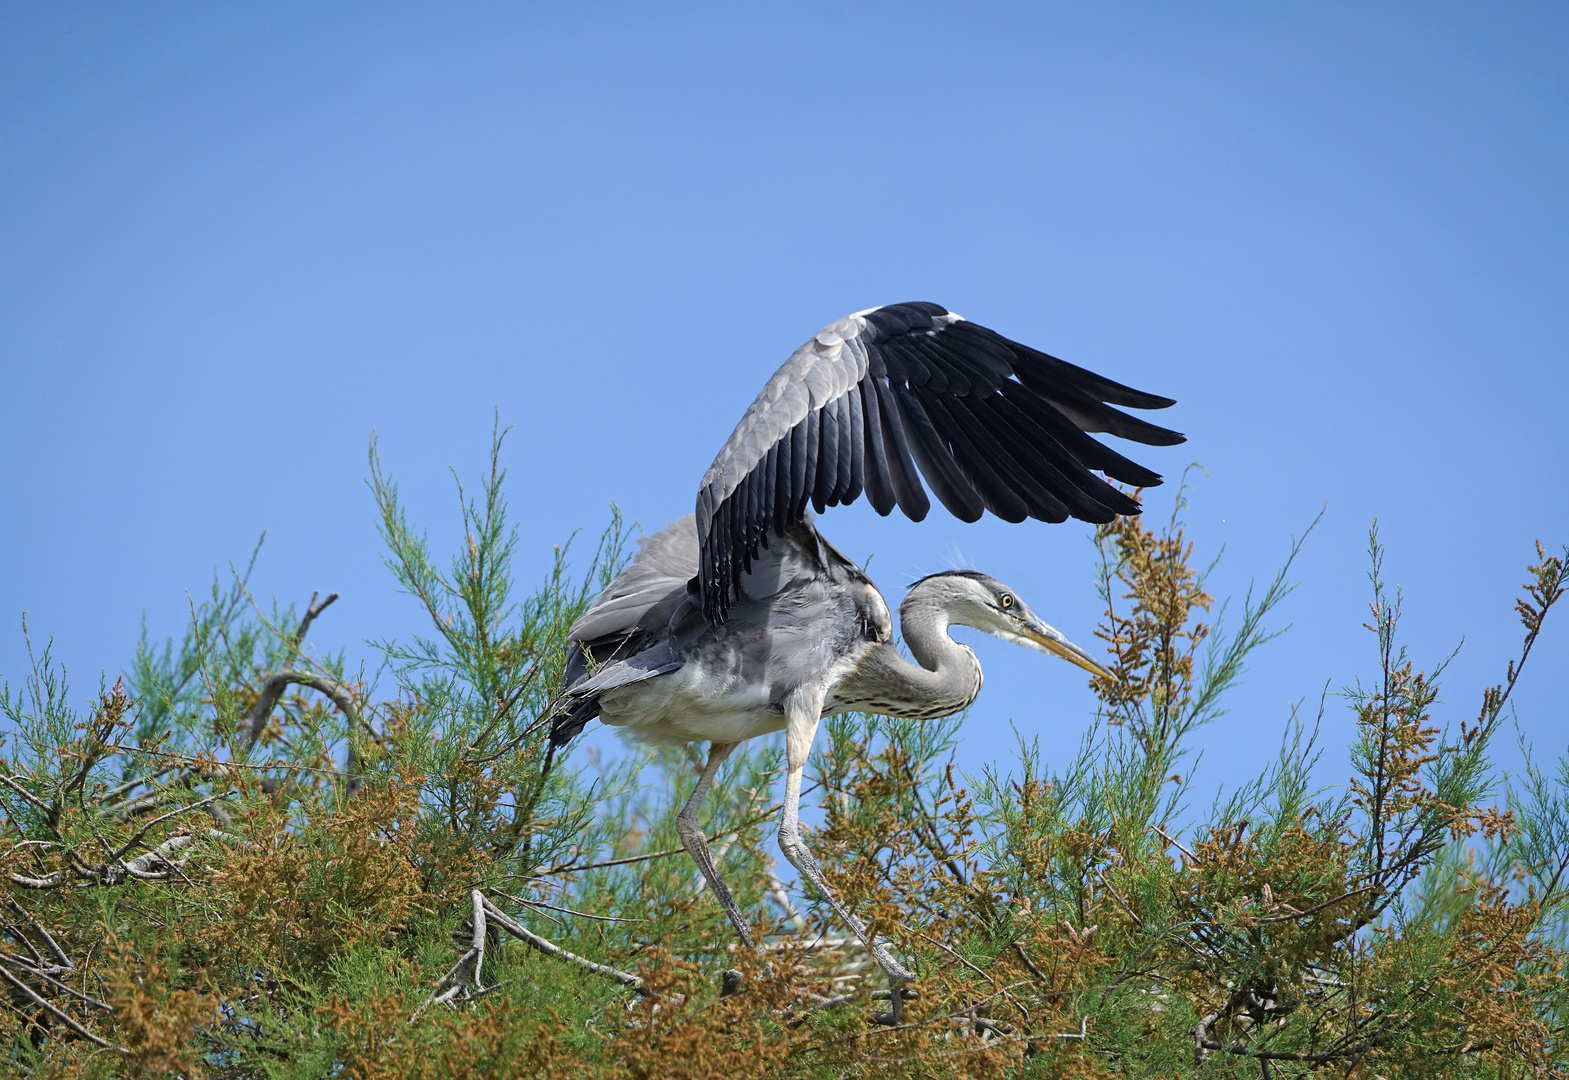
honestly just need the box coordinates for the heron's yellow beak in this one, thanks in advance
[1021,619,1114,680]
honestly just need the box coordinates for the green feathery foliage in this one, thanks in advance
[1,428,1564,1078]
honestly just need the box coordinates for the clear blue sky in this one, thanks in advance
[3,3,1565,809]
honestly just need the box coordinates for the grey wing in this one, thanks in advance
[694,301,1186,621]
[549,516,699,755]
[564,515,697,687]
[569,515,698,644]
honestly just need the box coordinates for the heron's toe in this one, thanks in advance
[870,985,919,1025]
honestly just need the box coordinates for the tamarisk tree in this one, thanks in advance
[1,431,1565,1078]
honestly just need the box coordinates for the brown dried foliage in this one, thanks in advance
[199,768,437,977]
[2,457,1566,1076]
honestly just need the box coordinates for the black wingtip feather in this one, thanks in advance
[861,301,946,339]
[1010,341,1178,412]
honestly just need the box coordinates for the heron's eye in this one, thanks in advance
[999,594,1015,609]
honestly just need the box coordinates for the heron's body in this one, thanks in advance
[545,301,1185,1004]
[564,514,993,749]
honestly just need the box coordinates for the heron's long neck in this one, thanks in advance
[884,590,984,719]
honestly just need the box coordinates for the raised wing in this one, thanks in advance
[696,302,1184,622]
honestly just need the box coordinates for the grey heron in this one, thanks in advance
[546,301,1182,996]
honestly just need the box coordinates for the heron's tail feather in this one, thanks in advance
[541,646,685,777]
[542,697,602,777]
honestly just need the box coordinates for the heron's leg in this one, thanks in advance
[675,741,754,948]
[777,705,916,990]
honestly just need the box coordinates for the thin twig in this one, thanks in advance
[1251,885,1379,925]
[903,924,993,985]
[7,901,72,969]
[1199,1033,1385,1065]
[1094,868,1144,927]
[95,765,176,809]
[531,785,817,878]
[291,591,339,651]
[0,775,50,813]
[480,898,643,991]
[833,1015,1097,1064]
[0,955,112,1012]
[0,964,123,1052]
[1057,1014,1088,1040]
[904,923,1032,1026]
[1012,942,1051,986]
[489,889,642,924]
[109,793,230,863]
[1152,824,1197,863]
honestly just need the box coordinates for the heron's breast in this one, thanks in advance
[595,664,785,746]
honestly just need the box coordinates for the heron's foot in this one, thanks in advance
[870,985,919,1025]
[868,940,916,1022]
[720,968,745,998]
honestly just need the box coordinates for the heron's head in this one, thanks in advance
[905,570,1112,680]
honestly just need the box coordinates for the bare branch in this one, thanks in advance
[6,901,72,970]
[489,889,642,924]
[1094,868,1144,927]
[480,897,643,991]
[0,774,50,813]
[95,765,176,809]
[529,786,816,878]
[240,669,370,754]
[1152,824,1198,864]
[121,833,195,879]
[1250,885,1379,925]
[1011,942,1051,986]
[292,591,339,650]
[0,964,123,1053]
[0,955,111,1013]
[7,870,65,890]
[109,793,229,863]
[417,890,488,1016]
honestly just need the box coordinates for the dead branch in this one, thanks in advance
[6,870,65,890]
[291,591,339,651]
[240,669,370,752]
[1057,1014,1088,1040]
[0,964,124,1053]
[121,833,196,879]
[9,832,198,892]
[1152,824,1198,863]
[1011,942,1051,986]
[1094,868,1144,927]
[108,793,229,863]
[95,765,176,809]
[489,889,642,924]
[529,786,816,878]
[479,897,643,991]
[1191,984,1375,1066]
[7,901,72,971]
[1250,885,1379,924]
[0,774,50,814]
[1196,1031,1385,1066]
[417,890,487,1016]
[0,956,111,1009]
